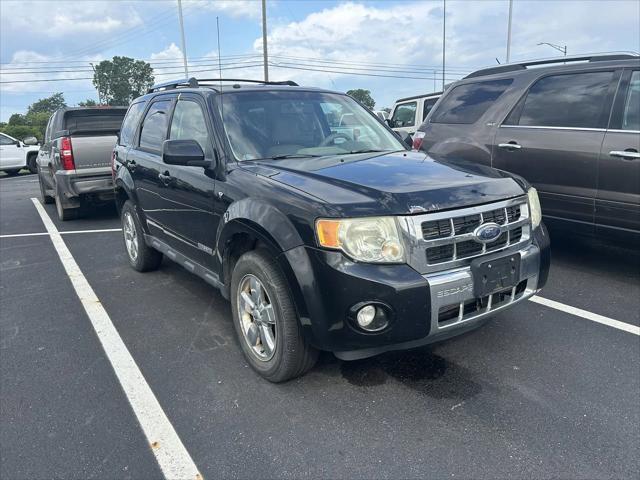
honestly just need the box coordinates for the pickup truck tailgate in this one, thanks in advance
[70,134,117,170]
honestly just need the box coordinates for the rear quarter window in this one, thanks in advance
[431,79,513,124]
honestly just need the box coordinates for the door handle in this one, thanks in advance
[158,171,175,187]
[498,142,522,150]
[609,150,640,160]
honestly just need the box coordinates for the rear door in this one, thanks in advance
[127,96,176,245]
[493,70,619,227]
[596,69,640,233]
[0,133,22,170]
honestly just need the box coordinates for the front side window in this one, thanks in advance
[169,100,211,156]
[511,71,614,129]
[139,100,171,152]
[431,79,513,124]
[120,102,146,146]
[622,71,640,131]
[0,134,15,145]
[219,91,403,161]
[391,102,417,127]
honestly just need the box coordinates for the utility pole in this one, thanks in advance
[262,0,269,82]
[506,0,513,63]
[442,0,446,90]
[177,0,189,77]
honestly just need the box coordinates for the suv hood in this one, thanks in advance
[250,151,526,216]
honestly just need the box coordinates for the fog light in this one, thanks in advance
[354,304,390,332]
[357,305,376,327]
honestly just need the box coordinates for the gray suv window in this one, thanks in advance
[119,102,146,146]
[431,79,513,124]
[139,100,171,152]
[508,71,614,129]
[622,71,640,131]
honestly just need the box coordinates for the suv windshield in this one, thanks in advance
[219,90,404,161]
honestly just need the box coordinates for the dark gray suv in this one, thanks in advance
[414,54,640,238]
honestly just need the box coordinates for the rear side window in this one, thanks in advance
[120,102,146,146]
[422,97,438,120]
[431,79,513,124]
[139,100,171,152]
[507,71,614,129]
[391,102,417,127]
[622,71,640,131]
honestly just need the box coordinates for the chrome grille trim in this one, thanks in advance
[398,196,531,274]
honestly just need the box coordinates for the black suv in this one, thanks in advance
[413,54,640,239]
[113,78,550,382]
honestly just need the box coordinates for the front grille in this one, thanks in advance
[408,198,531,272]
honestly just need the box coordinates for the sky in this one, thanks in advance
[1,0,639,122]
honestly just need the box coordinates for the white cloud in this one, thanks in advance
[1,1,142,38]
[184,0,261,19]
[253,0,640,106]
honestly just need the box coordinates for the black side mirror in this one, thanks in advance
[401,132,413,148]
[385,118,395,128]
[162,139,210,168]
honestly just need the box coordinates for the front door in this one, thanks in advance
[596,69,640,233]
[0,133,23,171]
[159,94,218,267]
[493,70,619,227]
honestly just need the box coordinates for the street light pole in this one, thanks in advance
[537,42,567,56]
[506,0,513,63]
[177,0,189,77]
[262,0,269,82]
[442,0,446,90]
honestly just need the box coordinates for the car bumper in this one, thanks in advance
[55,167,114,205]
[284,223,550,359]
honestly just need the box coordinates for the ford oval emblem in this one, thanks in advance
[474,223,502,243]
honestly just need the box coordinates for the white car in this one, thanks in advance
[388,92,442,137]
[0,132,40,175]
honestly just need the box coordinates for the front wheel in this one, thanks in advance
[230,250,318,382]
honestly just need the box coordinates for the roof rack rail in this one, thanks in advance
[464,52,639,79]
[147,77,298,93]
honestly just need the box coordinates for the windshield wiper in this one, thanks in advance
[345,149,397,155]
[267,153,322,160]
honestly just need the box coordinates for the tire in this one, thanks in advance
[121,200,162,272]
[54,190,79,221]
[231,249,318,382]
[27,155,37,174]
[38,171,54,204]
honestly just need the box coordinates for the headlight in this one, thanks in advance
[316,217,405,263]
[527,187,542,228]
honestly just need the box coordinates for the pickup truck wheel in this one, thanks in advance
[27,155,38,174]
[54,192,79,221]
[121,200,162,272]
[38,171,54,204]
[231,250,318,382]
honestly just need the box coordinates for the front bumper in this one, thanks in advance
[285,223,550,359]
[55,167,114,206]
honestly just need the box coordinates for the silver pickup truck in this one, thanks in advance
[37,107,127,220]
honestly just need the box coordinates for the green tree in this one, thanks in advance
[92,56,154,106]
[346,89,375,110]
[8,113,27,125]
[0,125,41,141]
[78,99,97,107]
[27,92,66,116]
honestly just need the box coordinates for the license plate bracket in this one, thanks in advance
[471,252,521,297]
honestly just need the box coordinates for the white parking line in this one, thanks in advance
[0,228,122,239]
[530,295,640,336]
[30,198,202,480]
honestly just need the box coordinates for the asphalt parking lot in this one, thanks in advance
[1,172,639,480]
